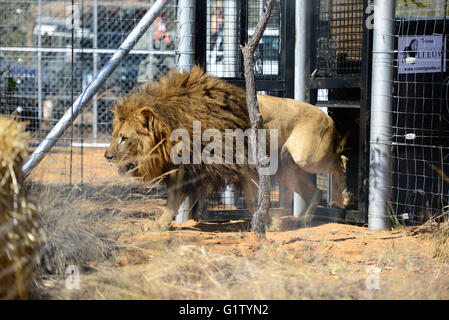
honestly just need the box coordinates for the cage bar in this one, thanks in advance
[368,0,395,230]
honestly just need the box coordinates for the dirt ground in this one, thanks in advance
[28,148,449,299]
[33,194,449,300]
[29,146,122,185]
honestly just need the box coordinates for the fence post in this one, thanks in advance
[92,0,98,143]
[293,0,310,217]
[222,0,238,214]
[368,0,395,230]
[175,0,196,223]
[177,0,196,72]
[37,0,43,138]
[22,0,170,177]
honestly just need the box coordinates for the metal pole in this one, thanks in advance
[219,0,238,217]
[223,0,237,77]
[222,185,235,206]
[22,0,170,177]
[177,0,196,72]
[0,47,174,55]
[368,0,395,230]
[37,0,43,138]
[92,0,98,142]
[206,3,211,70]
[176,0,196,223]
[145,0,155,83]
[293,0,309,217]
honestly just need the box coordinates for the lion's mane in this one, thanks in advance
[113,66,255,195]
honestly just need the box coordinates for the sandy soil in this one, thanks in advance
[118,217,441,275]
[29,146,121,185]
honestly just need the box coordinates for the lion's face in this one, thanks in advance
[105,102,169,179]
[104,117,140,176]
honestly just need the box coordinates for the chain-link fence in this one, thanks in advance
[0,0,177,185]
[313,0,364,78]
[392,0,449,224]
[311,0,449,225]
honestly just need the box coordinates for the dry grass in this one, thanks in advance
[406,210,449,265]
[35,221,449,300]
[52,242,449,300]
[28,183,137,298]
[24,147,449,300]
[43,241,368,300]
[22,175,449,300]
[27,174,170,297]
[31,185,120,273]
[0,117,42,299]
[435,225,449,264]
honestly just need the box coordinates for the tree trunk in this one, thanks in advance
[241,0,275,238]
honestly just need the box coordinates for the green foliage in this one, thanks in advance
[7,76,16,92]
[1,65,17,92]
[0,66,7,77]
[0,66,8,104]
[0,66,17,92]
[388,202,402,229]
[0,65,17,106]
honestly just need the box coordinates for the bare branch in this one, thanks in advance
[241,0,275,237]
[243,0,276,55]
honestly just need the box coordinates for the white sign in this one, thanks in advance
[398,35,446,74]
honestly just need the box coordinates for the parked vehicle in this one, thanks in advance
[0,55,49,131]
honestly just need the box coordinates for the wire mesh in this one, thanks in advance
[206,0,281,78]
[392,0,449,224]
[247,0,281,77]
[0,0,177,185]
[206,177,281,212]
[206,0,239,77]
[313,0,364,78]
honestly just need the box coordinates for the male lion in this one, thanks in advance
[105,66,349,225]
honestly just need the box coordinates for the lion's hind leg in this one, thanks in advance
[277,153,322,220]
[239,170,259,215]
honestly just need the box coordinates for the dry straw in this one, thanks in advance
[0,116,40,299]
